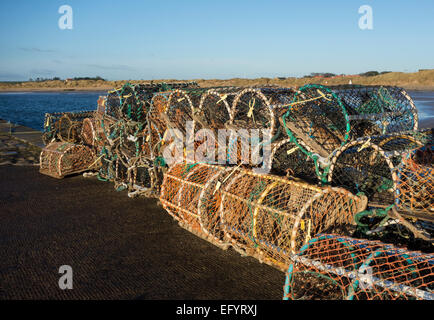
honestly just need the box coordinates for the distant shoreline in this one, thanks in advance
[1,70,434,92]
[1,85,434,93]
[0,87,112,93]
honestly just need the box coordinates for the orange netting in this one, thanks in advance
[160,162,367,270]
[39,141,97,178]
[284,234,434,300]
[395,145,433,215]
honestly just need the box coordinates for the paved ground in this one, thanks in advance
[0,119,44,148]
[0,165,285,300]
[0,134,41,166]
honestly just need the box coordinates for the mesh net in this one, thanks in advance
[282,84,349,159]
[105,82,199,120]
[42,110,95,145]
[283,234,434,300]
[395,141,433,216]
[328,131,431,206]
[197,87,239,131]
[219,168,365,269]
[267,138,318,183]
[160,162,366,270]
[39,141,97,178]
[329,85,418,135]
[160,162,226,237]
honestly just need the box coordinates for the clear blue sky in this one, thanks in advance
[0,0,433,81]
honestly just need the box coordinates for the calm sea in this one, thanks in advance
[0,90,433,131]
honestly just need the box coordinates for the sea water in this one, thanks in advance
[0,90,433,131]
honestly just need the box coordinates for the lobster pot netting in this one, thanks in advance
[119,84,149,122]
[105,82,199,120]
[80,117,98,148]
[328,131,430,205]
[220,87,296,167]
[329,85,418,136]
[395,143,433,215]
[219,169,366,269]
[145,93,173,159]
[267,138,318,183]
[159,163,226,237]
[231,88,277,134]
[196,87,240,131]
[163,87,232,165]
[98,143,117,181]
[97,96,107,114]
[104,118,156,192]
[42,110,95,145]
[96,114,124,182]
[284,234,434,300]
[165,89,196,133]
[40,142,96,178]
[281,84,350,159]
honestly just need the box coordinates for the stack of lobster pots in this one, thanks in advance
[39,81,433,300]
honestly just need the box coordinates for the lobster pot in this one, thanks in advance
[116,84,148,122]
[149,93,169,132]
[395,145,433,215]
[42,110,95,145]
[97,96,107,114]
[105,86,122,119]
[142,121,164,159]
[39,142,96,178]
[231,88,284,136]
[93,113,117,150]
[219,168,366,270]
[282,84,350,159]
[329,85,418,136]
[160,163,226,239]
[113,121,145,187]
[80,118,97,147]
[267,138,318,183]
[129,164,153,192]
[197,87,240,131]
[166,89,199,132]
[98,145,117,181]
[115,156,129,186]
[145,93,171,159]
[105,83,153,121]
[283,234,434,300]
[327,133,427,205]
[105,82,199,120]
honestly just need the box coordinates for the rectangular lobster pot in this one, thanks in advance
[39,142,96,179]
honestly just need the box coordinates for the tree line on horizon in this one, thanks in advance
[27,76,106,82]
[301,71,392,78]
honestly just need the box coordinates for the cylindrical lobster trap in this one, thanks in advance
[281,84,350,159]
[266,138,318,183]
[159,162,228,245]
[395,141,433,216]
[160,162,367,270]
[219,168,366,269]
[329,85,418,135]
[231,87,296,134]
[42,110,95,145]
[327,130,431,205]
[283,234,434,300]
[145,92,171,159]
[39,141,97,178]
[105,82,199,121]
[196,87,240,131]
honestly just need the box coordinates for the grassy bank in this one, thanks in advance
[1,70,434,92]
